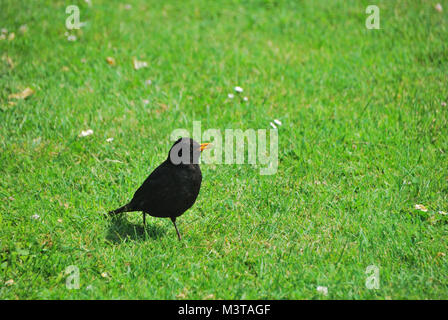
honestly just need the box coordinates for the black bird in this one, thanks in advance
[108,137,210,240]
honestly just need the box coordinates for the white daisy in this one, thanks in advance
[234,86,243,93]
[79,129,94,137]
[274,119,282,126]
[317,286,328,296]
[228,93,234,99]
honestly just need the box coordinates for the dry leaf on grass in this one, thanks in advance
[2,55,15,68]
[104,158,123,163]
[5,279,14,286]
[156,103,168,114]
[106,57,116,66]
[9,87,34,100]
[415,204,428,212]
[19,24,28,33]
[176,288,188,299]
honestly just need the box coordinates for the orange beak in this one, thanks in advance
[199,143,211,152]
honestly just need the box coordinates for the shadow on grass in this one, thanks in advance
[106,214,167,243]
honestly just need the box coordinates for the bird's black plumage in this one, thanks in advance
[109,137,208,240]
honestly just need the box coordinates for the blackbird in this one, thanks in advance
[108,137,210,240]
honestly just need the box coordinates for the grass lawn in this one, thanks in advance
[0,0,447,299]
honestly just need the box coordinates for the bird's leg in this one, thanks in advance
[143,212,146,227]
[171,217,181,241]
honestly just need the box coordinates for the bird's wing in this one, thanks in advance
[130,161,175,210]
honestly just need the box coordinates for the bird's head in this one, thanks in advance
[168,137,210,165]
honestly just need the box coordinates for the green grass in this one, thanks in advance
[1,0,447,299]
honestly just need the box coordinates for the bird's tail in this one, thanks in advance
[108,203,131,216]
